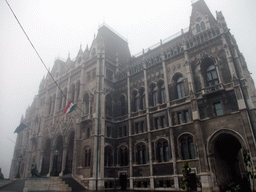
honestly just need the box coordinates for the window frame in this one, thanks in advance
[206,65,219,86]
[180,135,195,160]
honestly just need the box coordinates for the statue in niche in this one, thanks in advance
[31,162,40,177]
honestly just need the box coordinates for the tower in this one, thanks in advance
[10,1,256,191]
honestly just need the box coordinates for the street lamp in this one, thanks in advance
[51,148,60,176]
[16,155,23,178]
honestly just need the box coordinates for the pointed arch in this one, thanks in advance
[104,145,113,167]
[105,94,112,117]
[119,94,127,116]
[200,54,220,87]
[75,80,80,102]
[131,89,139,112]
[178,133,195,160]
[64,131,74,174]
[138,87,146,110]
[172,73,185,99]
[157,79,166,104]
[40,138,51,175]
[70,83,75,102]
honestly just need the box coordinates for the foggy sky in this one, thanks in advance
[0,0,256,178]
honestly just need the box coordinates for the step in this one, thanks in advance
[23,177,72,192]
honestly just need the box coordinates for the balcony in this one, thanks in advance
[170,97,186,106]
[202,83,224,95]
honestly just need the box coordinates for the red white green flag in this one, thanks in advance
[63,101,76,114]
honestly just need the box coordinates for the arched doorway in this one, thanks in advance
[64,132,74,174]
[209,132,249,191]
[41,139,51,176]
[51,135,63,176]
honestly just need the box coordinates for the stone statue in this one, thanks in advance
[30,162,40,177]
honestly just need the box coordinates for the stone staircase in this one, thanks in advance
[23,177,72,192]
[75,177,90,190]
[61,175,86,191]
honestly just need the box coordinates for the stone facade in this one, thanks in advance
[10,0,256,191]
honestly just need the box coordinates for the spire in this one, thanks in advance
[189,0,217,36]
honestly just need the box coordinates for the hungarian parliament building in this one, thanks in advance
[10,0,256,191]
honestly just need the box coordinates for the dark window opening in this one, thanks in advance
[105,146,113,167]
[206,65,219,86]
[107,126,111,137]
[214,102,223,116]
[106,68,114,80]
[180,135,195,160]
[177,77,185,99]
[156,140,169,162]
[137,144,147,164]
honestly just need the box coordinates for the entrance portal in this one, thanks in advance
[64,132,74,174]
[40,139,51,176]
[212,133,248,191]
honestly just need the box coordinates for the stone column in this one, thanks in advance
[161,51,179,189]
[91,47,105,190]
[221,34,238,80]
[59,145,68,176]
[72,124,80,176]
[143,62,154,189]
[192,99,212,191]
[198,67,206,89]
[127,71,133,189]
[183,38,195,94]
[47,149,54,177]
[98,49,106,190]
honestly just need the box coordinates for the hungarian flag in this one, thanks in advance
[14,122,27,133]
[63,101,76,114]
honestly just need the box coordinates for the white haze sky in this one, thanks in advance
[0,0,256,178]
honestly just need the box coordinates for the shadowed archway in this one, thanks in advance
[40,138,51,176]
[208,131,249,191]
[64,131,74,174]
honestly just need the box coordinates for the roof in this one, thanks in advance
[189,0,217,35]
[96,24,131,65]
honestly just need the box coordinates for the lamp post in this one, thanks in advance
[16,155,23,178]
[51,148,60,176]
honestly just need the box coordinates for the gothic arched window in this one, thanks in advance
[119,95,126,116]
[104,146,113,167]
[105,94,112,117]
[196,24,201,33]
[52,94,56,114]
[206,65,219,86]
[119,146,128,166]
[156,140,169,162]
[159,82,166,104]
[59,92,63,110]
[177,77,185,99]
[132,91,139,112]
[180,135,195,160]
[201,21,206,30]
[139,88,146,110]
[83,93,90,114]
[71,84,75,102]
[75,80,80,102]
[137,143,147,164]
[84,147,91,167]
[62,88,67,109]
[151,84,158,106]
